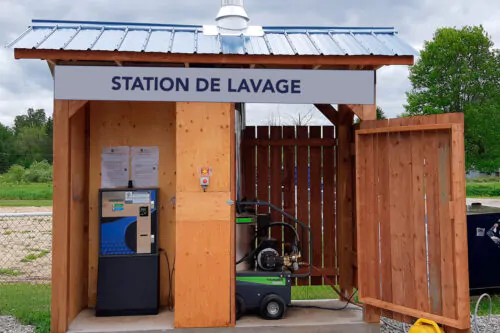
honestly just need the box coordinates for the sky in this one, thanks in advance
[0,0,499,126]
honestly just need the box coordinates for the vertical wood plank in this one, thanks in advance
[423,131,443,316]
[410,131,431,313]
[257,127,269,215]
[242,127,256,201]
[309,126,323,285]
[230,104,236,326]
[296,126,310,286]
[376,130,393,306]
[270,127,283,249]
[451,121,470,327]
[323,127,336,284]
[437,130,456,319]
[387,132,406,322]
[68,105,89,324]
[355,133,368,298]
[51,100,70,333]
[337,106,355,294]
[282,127,297,260]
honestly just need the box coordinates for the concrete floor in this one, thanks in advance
[67,300,379,333]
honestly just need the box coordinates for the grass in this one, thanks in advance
[0,283,51,333]
[21,250,50,263]
[292,285,340,300]
[466,178,500,198]
[0,183,52,201]
[471,295,500,316]
[0,268,22,276]
[0,199,53,207]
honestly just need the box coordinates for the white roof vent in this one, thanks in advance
[216,0,250,32]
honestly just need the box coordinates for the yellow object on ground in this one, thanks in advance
[408,319,445,333]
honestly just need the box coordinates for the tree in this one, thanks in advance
[13,108,47,135]
[0,124,14,173]
[14,126,50,168]
[376,106,387,120]
[405,25,499,115]
[404,25,500,172]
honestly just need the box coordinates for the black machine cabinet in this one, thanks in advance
[96,188,160,316]
[467,203,500,295]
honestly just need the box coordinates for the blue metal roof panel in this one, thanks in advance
[265,33,294,55]
[65,28,101,50]
[287,33,320,55]
[145,30,172,52]
[243,36,270,55]
[196,33,220,54]
[119,29,150,52]
[5,19,419,57]
[172,30,196,53]
[309,33,346,55]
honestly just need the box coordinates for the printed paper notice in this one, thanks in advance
[101,146,130,188]
[131,147,159,188]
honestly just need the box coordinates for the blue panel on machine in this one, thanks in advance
[100,216,137,255]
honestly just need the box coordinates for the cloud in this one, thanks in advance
[1,0,499,126]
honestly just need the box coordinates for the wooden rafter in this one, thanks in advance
[314,104,338,126]
[14,48,414,66]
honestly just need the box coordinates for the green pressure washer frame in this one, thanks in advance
[234,201,312,320]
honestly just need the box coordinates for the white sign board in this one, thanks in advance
[54,66,375,104]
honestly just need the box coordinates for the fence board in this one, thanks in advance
[423,131,443,316]
[309,127,322,285]
[282,127,297,255]
[257,127,270,216]
[270,127,283,247]
[323,127,336,284]
[296,127,310,286]
[242,127,256,200]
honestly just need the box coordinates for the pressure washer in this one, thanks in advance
[234,199,313,320]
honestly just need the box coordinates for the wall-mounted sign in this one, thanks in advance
[54,66,375,104]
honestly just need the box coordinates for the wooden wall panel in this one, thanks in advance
[88,101,177,308]
[51,100,70,333]
[174,102,235,328]
[68,105,90,324]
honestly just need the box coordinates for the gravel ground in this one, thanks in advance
[380,315,500,332]
[0,316,34,333]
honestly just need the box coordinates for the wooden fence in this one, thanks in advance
[240,125,337,286]
[355,114,470,330]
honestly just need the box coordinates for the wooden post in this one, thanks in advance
[51,100,71,333]
[337,105,355,297]
[174,102,236,328]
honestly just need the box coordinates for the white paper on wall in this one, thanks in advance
[101,146,130,188]
[131,146,159,188]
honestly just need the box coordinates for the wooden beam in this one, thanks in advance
[314,104,338,126]
[51,100,71,333]
[337,105,356,297]
[69,100,89,118]
[14,49,415,66]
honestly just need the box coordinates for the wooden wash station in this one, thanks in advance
[6,1,471,332]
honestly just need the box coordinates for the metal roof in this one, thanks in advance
[5,19,419,57]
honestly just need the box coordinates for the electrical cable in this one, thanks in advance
[160,248,175,311]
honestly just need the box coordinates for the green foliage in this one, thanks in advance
[0,283,51,333]
[404,25,500,173]
[3,160,52,184]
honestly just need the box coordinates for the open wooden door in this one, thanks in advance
[355,113,470,332]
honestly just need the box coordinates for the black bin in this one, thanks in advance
[467,203,500,295]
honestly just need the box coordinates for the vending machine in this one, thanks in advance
[96,188,159,317]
